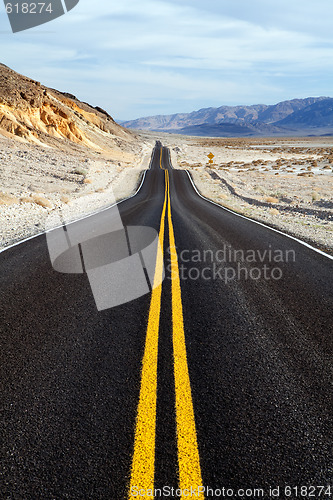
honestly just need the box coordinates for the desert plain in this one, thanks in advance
[0,131,332,254]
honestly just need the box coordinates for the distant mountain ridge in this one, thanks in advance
[122,97,333,137]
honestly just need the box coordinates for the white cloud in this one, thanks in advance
[0,0,332,118]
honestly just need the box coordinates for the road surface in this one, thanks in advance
[1,142,332,499]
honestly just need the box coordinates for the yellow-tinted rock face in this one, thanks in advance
[0,63,135,151]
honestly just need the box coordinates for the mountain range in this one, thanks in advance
[121,97,333,137]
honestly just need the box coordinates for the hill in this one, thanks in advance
[122,97,333,137]
[276,98,333,128]
[0,63,137,153]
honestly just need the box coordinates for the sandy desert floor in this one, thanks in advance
[0,134,155,249]
[1,132,332,254]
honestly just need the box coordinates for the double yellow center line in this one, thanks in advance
[159,147,163,169]
[129,170,204,498]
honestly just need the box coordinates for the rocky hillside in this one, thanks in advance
[0,63,138,153]
[122,97,333,137]
[276,98,333,128]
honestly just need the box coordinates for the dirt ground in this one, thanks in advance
[1,131,332,254]
[0,134,155,249]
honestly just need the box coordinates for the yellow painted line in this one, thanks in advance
[166,171,204,498]
[159,147,163,169]
[129,168,204,499]
[129,173,168,497]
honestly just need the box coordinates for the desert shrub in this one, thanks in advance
[31,195,52,208]
[297,172,314,177]
[74,167,88,176]
[265,196,279,203]
[0,192,19,205]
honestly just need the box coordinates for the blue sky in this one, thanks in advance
[0,0,332,120]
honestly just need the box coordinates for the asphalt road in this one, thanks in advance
[1,143,332,499]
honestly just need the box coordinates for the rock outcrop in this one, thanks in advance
[0,63,135,151]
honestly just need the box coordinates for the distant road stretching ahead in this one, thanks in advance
[1,143,332,499]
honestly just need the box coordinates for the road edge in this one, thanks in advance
[0,170,148,255]
[185,170,333,261]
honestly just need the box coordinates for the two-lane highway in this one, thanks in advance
[1,142,332,499]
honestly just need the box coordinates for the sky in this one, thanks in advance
[0,0,333,120]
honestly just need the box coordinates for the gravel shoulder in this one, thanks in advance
[0,134,154,250]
